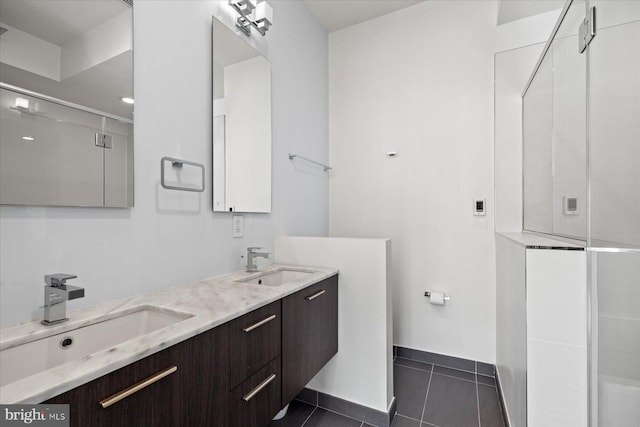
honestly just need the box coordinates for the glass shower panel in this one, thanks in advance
[588,2,640,426]
[588,1,640,248]
[593,251,640,426]
[522,54,553,233]
[523,0,587,239]
[523,53,554,233]
[552,23,587,239]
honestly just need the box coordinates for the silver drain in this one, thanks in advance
[59,336,74,349]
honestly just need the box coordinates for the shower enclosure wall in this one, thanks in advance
[522,1,640,426]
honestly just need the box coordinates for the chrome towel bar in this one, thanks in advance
[289,153,332,172]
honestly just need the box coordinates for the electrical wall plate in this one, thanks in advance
[564,196,579,215]
[474,198,486,216]
[232,215,244,238]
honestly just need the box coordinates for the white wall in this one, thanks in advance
[329,0,496,363]
[274,236,393,414]
[0,1,329,327]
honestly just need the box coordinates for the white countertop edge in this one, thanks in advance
[0,264,339,404]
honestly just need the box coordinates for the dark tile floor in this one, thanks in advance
[269,356,505,427]
[393,357,505,427]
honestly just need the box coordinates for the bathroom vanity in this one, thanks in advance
[0,266,338,427]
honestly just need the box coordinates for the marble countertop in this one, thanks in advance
[0,264,338,404]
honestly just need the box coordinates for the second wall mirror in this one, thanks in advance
[212,17,272,213]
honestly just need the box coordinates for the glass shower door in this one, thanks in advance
[522,0,587,240]
[587,1,640,426]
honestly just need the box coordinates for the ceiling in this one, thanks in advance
[304,0,424,33]
[303,0,566,32]
[0,0,126,45]
[497,0,565,25]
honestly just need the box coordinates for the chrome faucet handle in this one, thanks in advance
[45,274,77,287]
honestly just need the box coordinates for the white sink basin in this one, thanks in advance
[0,306,192,387]
[238,268,317,287]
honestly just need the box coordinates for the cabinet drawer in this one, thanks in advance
[229,357,281,427]
[227,300,281,388]
[45,346,178,426]
[44,326,227,427]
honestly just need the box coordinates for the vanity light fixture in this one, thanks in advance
[229,0,255,16]
[120,96,134,104]
[21,136,35,142]
[228,0,273,37]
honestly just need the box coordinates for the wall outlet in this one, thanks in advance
[232,215,244,238]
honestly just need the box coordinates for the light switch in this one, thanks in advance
[232,215,244,238]
[474,198,486,216]
[564,196,579,215]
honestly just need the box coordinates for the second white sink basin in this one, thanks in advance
[0,305,192,388]
[238,268,317,287]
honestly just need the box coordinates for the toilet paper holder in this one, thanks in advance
[424,291,451,301]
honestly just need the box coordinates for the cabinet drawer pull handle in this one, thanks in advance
[99,365,178,408]
[305,289,326,301]
[242,314,277,332]
[243,373,277,402]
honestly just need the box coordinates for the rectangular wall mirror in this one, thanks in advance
[212,17,271,213]
[0,0,134,208]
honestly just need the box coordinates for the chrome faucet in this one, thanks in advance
[42,274,85,325]
[246,247,270,272]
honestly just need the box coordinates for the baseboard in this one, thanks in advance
[495,368,511,427]
[394,345,496,377]
[295,388,396,427]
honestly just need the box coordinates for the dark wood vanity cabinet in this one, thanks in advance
[44,325,228,426]
[281,275,339,405]
[44,275,338,427]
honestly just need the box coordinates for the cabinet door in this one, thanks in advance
[281,275,338,405]
[44,326,228,427]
